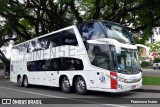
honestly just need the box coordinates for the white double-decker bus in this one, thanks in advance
[10,20,142,94]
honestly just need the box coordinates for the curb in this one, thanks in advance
[133,89,160,93]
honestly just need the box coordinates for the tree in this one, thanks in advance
[0,0,160,66]
[146,41,160,53]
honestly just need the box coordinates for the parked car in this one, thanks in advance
[153,63,160,70]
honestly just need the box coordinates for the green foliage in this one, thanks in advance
[141,61,150,67]
[146,41,160,52]
[143,76,160,85]
[153,57,160,63]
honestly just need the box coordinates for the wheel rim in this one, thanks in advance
[62,77,70,90]
[24,78,28,86]
[18,78,22,85]
[77,78,85,93]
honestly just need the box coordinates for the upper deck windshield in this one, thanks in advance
[103,21,135,44]
[77,21,140,74]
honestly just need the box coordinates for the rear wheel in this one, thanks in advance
[61,76,71,93]
[75,76,87,95]
[24,76,29,88]
[17,76,23,87]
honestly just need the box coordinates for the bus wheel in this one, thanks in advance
[61,76,71,93]
[75,76,87,95]
[24,76,29,88]
[17,76,23,87]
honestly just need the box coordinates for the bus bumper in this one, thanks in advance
[108,78,142,93]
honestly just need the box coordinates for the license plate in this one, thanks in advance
[131,85,136,90]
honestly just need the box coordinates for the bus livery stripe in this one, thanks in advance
[110,72,117,89]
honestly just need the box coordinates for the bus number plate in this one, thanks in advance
[131,85,136,90]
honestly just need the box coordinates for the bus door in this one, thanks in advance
[47,58,59,86]
[92,52,111,89]
[10,64,18,82]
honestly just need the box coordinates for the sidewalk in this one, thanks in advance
[0,77,10,83]
[134,85,160,93]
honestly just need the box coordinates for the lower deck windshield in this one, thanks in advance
[113,48,140,74]
[86,44,140,74]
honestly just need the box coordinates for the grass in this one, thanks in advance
[143,76,160,85]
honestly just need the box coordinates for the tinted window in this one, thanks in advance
[49,33,60,48]
[27,40,40,52]
[58,57,83,70]
[77,22,105,40]
[92,52,110,70]
[27,29,78,53]
[103,21,135,43]
[61,29,78,46]
[27,57,83,71]
[38,36,50,49]
[87,44,110,70]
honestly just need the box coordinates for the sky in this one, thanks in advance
[152,27,160,42]
[153,35,160,42]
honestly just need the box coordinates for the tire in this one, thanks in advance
[23,76,29,88]
[153,67,155,70]
[75,76,87,95]
[61,76,71,93]
[17,76,23,87]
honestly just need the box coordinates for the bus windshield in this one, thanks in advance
[103,21,134,44]
[114,48,140,74]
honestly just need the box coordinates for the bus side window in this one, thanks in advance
[38,37,50,50]
[23,42,29,53]
[50,58,58,71]
[59,57,84,71]
[80,22,94,40]
[89,22,105,40]
[78,22,105,40]
[61,29,78,46]
[49,33,59,48]
[92,52,110,70]
[88,44,110,70]
[27,41,36,53]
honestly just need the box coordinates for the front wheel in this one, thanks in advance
[24,76,29,88]
[75,76,87,95]
[61,76,71,93]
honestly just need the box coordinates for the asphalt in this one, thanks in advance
[134,85,160,93]
[0,77,160,93]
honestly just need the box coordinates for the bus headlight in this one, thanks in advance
[110,75,125,82]
[117,77,125,82]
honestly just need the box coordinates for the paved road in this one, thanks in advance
[0,81,160,107]
[142,69,160,77]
